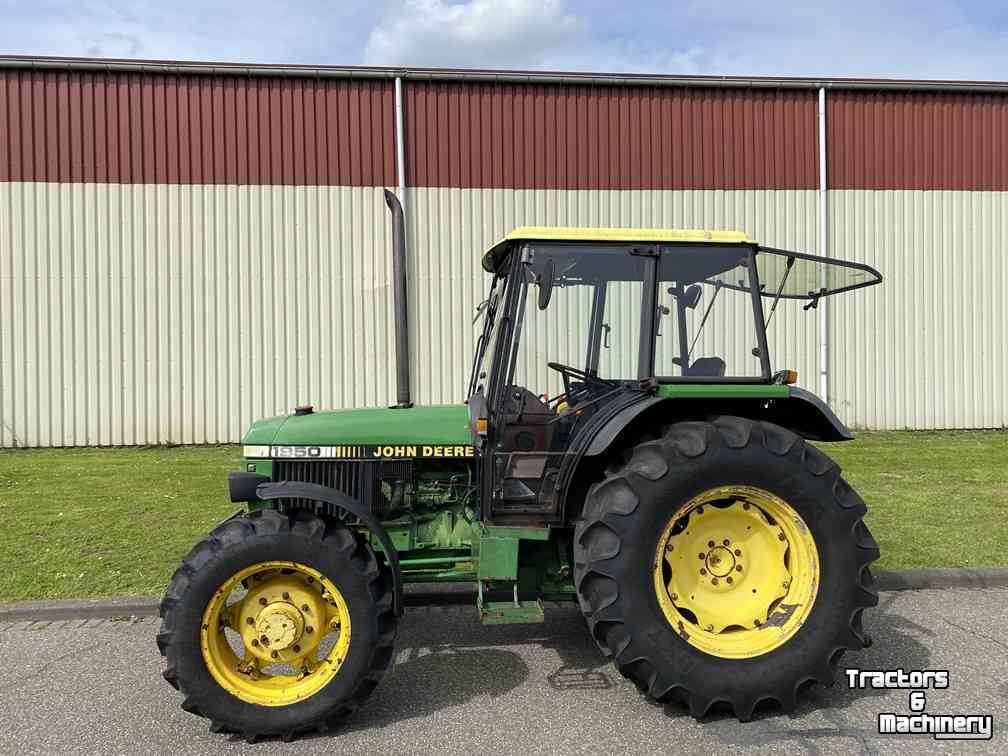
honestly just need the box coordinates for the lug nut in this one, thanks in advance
[778,532,786,541]
[302,604,310,612]
[711,577,719,585]
[251,639,259,647]
[754,619,762,627]
[742,502,750,510]
[698,552,705,560]
[246,617,254,625]
[706,624,714,632]
[734,549,741,556]
[670,593,678,601]
[259,597,268,606]
[271,651,279,659]
[736,565,743,572]
[293,645,301,653]
[707,540,715,548]
[723,539,730,546]
[700,568,707,576]
[306,626,314,634]
[307,576,314,583]
[726,576,733,584]
[282,592,290,600]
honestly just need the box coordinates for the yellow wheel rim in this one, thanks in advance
[653,486,819,659]
[201,560,351,707]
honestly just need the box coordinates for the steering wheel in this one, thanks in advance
[547,362,619,405]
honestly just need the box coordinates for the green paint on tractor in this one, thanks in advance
[243,404,471,446]
[656,383,790,399]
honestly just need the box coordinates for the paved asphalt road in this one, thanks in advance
[0,587,1005,755]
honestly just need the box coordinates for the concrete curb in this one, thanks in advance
[0,596,159,622]
[3,568,1008,623]
[873,567,1008,592]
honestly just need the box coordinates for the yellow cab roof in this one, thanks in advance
[481,226,756,272]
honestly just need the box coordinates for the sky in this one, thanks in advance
[1,0,1008,81]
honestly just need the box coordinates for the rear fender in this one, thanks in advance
[561,387,851,520]
[584,387,850,456]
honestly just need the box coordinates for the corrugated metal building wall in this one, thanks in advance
[0,60,1006,446]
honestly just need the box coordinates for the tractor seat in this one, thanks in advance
[688,357,726,377]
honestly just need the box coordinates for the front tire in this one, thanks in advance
[574,417,878,720]
[157,509,396,739]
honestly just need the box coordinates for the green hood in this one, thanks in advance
[242,404,471,447]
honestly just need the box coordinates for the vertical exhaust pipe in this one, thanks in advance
[384,189,412,408]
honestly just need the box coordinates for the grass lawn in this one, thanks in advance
[0,430,1005,602]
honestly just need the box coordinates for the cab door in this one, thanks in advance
[484,243,656,525]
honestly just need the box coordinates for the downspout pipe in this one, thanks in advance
[384,188,412,408]
[817,87,829,401]
[395,77,407,212]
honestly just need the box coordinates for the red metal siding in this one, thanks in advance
[5,67,1007,192]
[828,90,1008,190]
[0,69,395,186]
[404,81,818,190]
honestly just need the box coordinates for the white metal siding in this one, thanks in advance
[0,183,398,446]
[830,190,1008,429]
[8,183,1004,445]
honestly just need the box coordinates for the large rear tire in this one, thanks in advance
[574,416,878,720]
[157,509,396,739]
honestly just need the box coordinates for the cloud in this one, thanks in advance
[2,0,1008,82]
[0,1,379,65]
[83,32,144,58]
[364,0,582,68]
[363,0,1008,81]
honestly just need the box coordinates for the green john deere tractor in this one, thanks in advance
[158,191,883,738]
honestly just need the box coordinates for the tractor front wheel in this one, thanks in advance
[157,509,396,739]
[574,416,878,720]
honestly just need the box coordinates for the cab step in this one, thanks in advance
[478,597,544,625]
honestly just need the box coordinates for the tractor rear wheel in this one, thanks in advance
[574,416,878,720]
[158,509,396,739]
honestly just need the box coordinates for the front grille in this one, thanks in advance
[272,459,414,517]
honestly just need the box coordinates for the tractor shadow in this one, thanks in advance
[375,589,931,732]
[342,600,610,733]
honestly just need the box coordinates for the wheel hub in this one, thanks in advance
[256,602,304,650]
[704,546,736,577]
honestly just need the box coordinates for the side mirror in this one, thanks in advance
[682,284,702,309]
[537,260,555,310]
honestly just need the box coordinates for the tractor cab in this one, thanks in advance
[468,228,881,525]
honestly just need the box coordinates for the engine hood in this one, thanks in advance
[241,404,471,447]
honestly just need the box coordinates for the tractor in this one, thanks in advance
[158,191,883,738]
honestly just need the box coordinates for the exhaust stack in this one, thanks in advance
[384,189,412,408]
